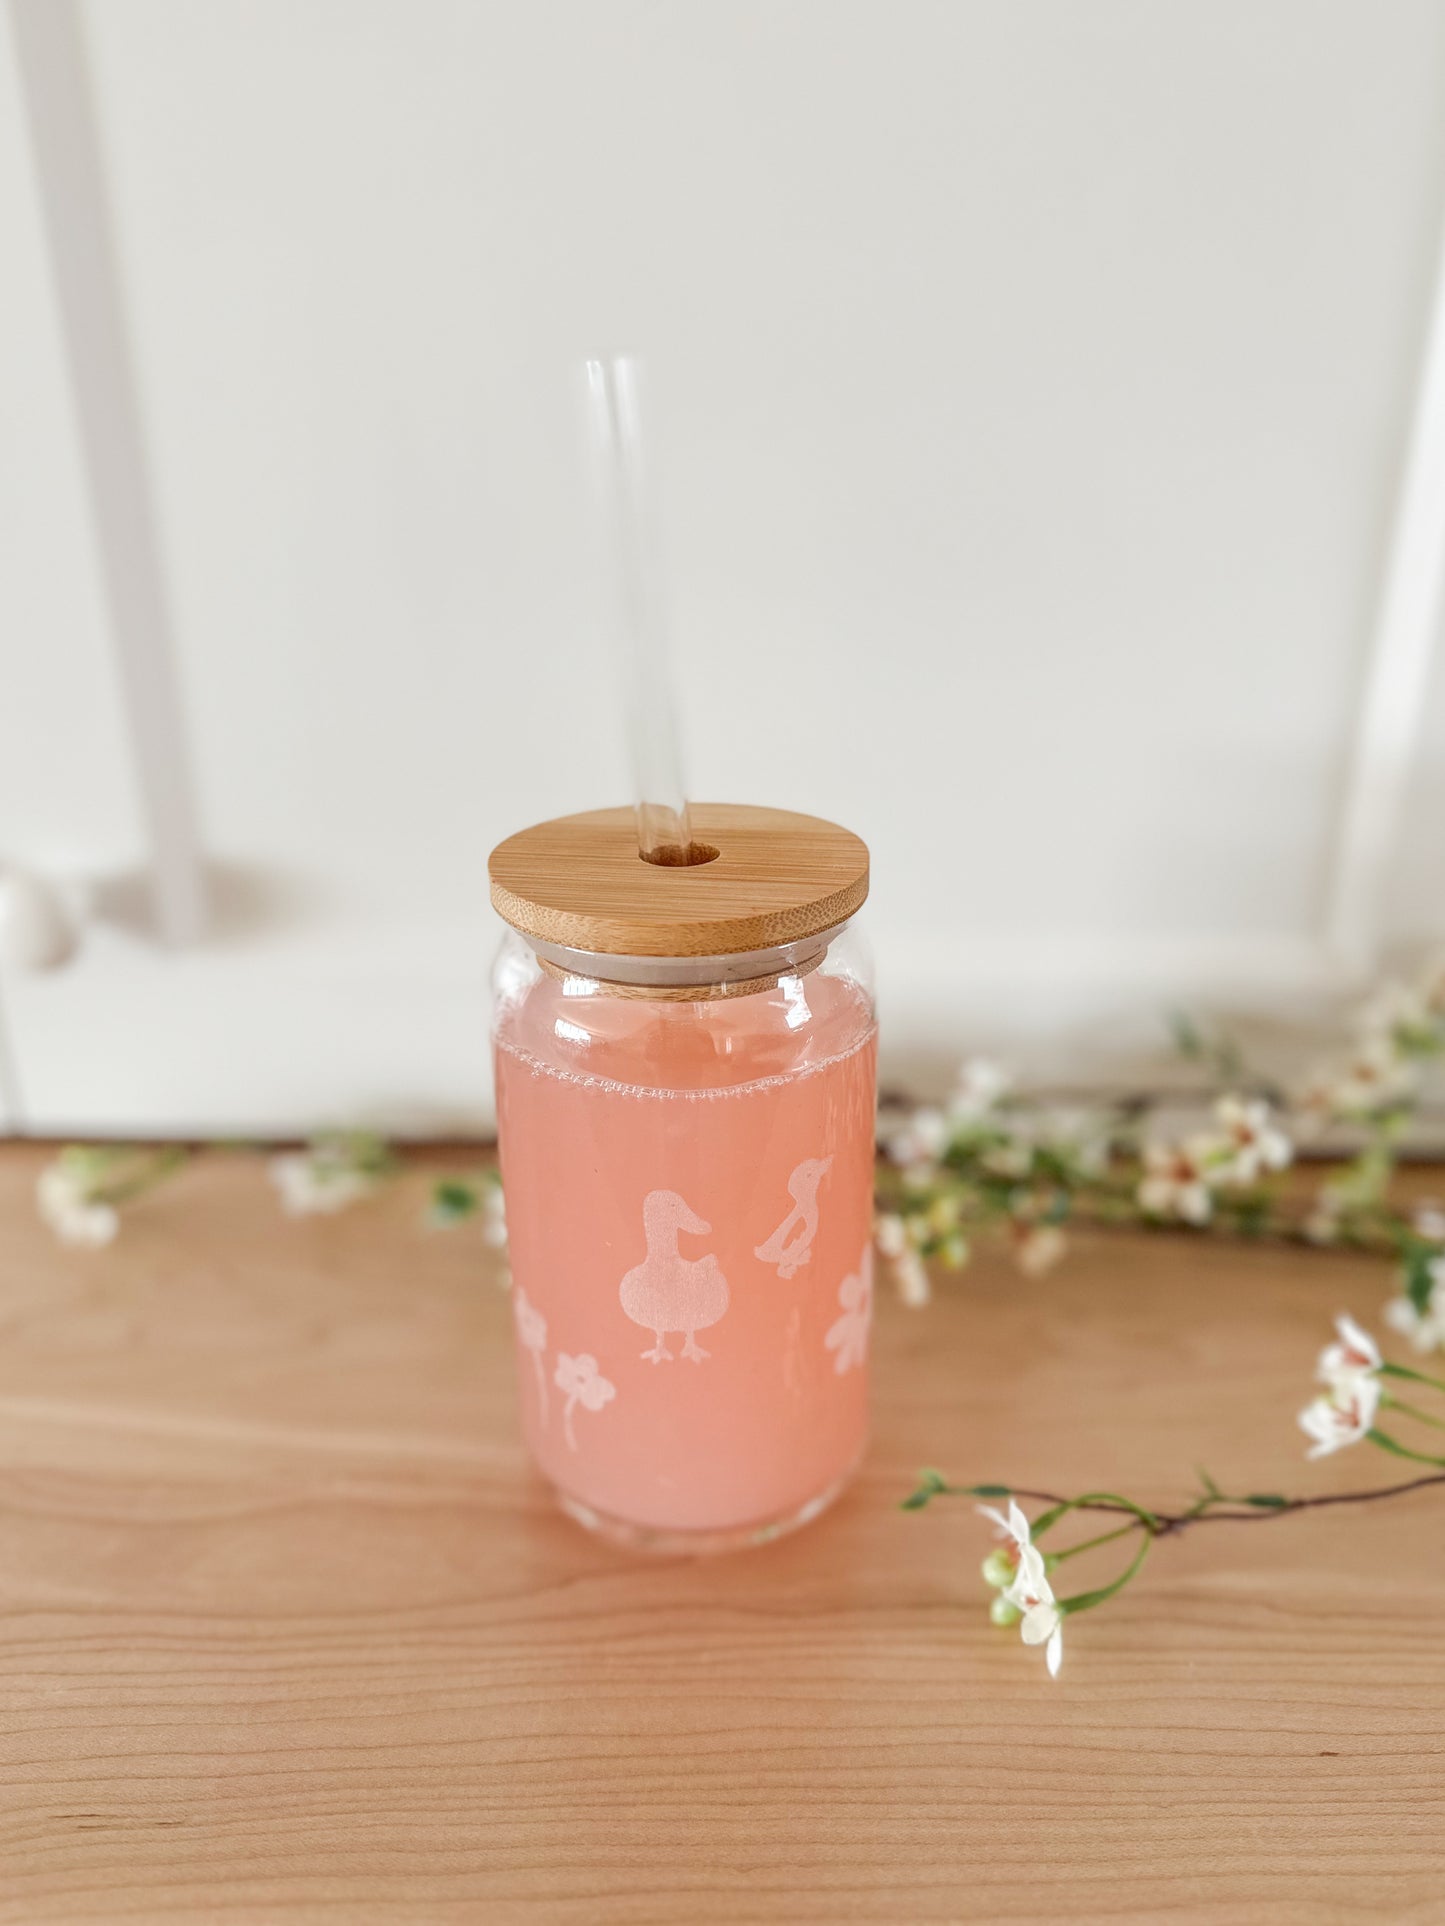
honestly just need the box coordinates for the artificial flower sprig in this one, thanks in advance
[876,951,1445,1347]
[35,1143,189,1247]
[30,950,1445,1303]
[906,1311,1445,1679]
[31,1131,402,1245]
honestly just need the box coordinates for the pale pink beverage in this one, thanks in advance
[494,949,878,1548]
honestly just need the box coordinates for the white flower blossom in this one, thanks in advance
[1317,1313,1381,1387]
[1303,1185,1345,1246]
[1384,1290,1445,1355]
[891,1247,931,1308]
[1138,1141,1213,1225]
[1038,1109,1112,1178]
[268,1151,378,1217]
[482,1180,508,1249]
[1386,1255,1445,1354]
[1210,1096,1292,1187]
[980,1139,1034,1179]
[948,1058,1012,1123]
[875,1213,907,1259]
[1303,1040,1418,1121]
[979,1496,1033,1564]
[1014,1223,1067,1278]
[876,1212,930,1304]
[1414,1203,1445,1246]
[979,1500,1062,1678]
[36,1162,118,1248]
[1360,980,1431,1043]
[1299,1375,1380,1458]
[886,1107,950,1169]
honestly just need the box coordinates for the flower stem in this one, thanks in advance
[94,1145,188,1207]
[1058,1510,1154,1616]
[1048,1521,1142,1562]
[1366,1427,1445,1467]
[1379,1394,1445,1433]
[1379,1361,1445,1397]
[910,1470,1445,1528]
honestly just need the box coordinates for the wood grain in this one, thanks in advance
[488,804,869,957]
[0,1143,1442,1923]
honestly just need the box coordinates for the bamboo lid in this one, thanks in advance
[488,804,869,959]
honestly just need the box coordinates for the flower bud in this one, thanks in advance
[981,1548,1016,1589]
[927,1194,961,1235]
[989,1593,1021,1627]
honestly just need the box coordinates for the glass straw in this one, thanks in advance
[584,356,699,866]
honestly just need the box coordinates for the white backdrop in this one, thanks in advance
[5,0,1445,1135]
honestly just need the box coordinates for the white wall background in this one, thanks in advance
[6,0,1445,1135]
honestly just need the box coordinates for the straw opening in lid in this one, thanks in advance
[488,803,869,961]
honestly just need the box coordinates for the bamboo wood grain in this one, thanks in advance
[488,804,870,956]
[0,1144,1442,1923]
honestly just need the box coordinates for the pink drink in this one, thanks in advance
[494,962,877,1546]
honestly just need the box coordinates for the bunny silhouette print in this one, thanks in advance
[754,1156,833,1279]
[619,1189,729,1363]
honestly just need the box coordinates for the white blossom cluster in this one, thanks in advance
[1137,1096,1292,1226]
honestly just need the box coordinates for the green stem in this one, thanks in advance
[1379,1362,1445,1397]
[93,1145,188,1207]
[1057,1501,1155,1615]
[1380,1394,1445,1433]
[1047,1521,1141,1563]
[1367,1427,1445,1467]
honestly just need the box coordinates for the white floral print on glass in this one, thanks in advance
[554,1352,616,1451]
[825,1243,873,1374]
[754,1156,832,1279]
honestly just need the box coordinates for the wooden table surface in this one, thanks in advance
[1,1143,1442,1923]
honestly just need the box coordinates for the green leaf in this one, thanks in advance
[310,1129,398,1178]
[964,1483,1012,1498]
[1243,1493,1288,1509]
[900,1468,951,1510]
[429,1178,481,1226]
[1403,1246,1437,1317]
[1196,1467,1221,1498]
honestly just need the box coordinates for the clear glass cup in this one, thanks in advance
[491,921,878,1552]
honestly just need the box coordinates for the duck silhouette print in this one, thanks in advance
[620,1189,729,1363]
[754,1156,833,1279]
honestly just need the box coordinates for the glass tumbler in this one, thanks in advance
[488,803,877,1552]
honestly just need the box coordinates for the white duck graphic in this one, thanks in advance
[620,1189,729,1363]
[754,1156,833,1279]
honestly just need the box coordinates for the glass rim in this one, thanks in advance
[521,919,854,991]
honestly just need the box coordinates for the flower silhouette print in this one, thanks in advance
[514,1287,549,1423]
[554,1352,617,1451]
[825,1243,873,1374]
